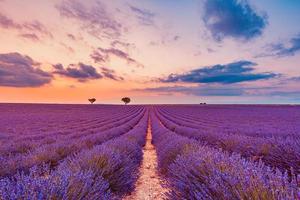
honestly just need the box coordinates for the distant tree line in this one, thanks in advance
[88,97,131,105]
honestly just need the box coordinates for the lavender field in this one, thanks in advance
[0,104,299,200]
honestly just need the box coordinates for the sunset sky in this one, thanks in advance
[1,0,300,104]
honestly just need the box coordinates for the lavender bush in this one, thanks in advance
[155,105,300,174]
[0,105,148,199]
[150,111,300,200]
[0,104,299,199]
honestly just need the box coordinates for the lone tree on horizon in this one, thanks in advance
[88,98,96,104]
[121,97,131,105]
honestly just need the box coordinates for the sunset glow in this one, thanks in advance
[1,0,300,104]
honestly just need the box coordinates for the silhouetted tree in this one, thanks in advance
[121,97,131,105]
[88,98,96,104]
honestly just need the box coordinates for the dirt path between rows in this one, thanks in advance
[124,119,167,200]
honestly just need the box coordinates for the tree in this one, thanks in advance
[88,98,96,104]
[121,97,131,105]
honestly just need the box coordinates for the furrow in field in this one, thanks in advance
[150,109,299,200]
[0,107,143,158]
[0,107,150,199]
[155,106,300,174]
[0,107,146,178]
[123,117,168,200]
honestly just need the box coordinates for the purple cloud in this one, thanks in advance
[289,76,300,82]
[100,67,124,81]
[0,12,52,40]
[53,63,64,70]
[0,52,52,87]
[173,36,180,41]
[53,63,102,82]
[22,20,53,38]
[138,85,300,99]
[203,0,267,41]
[56,0,122,39]
[19,33,40,41]
[263,34,300,57]
[139,85,246,96]
[90,50,107,64]
[60,42,75,53]
[0,13,20,29]
[111,40,135,50]
[91,47,144,68]
[67,33,76,41]
[129,5,155,26]
[53,63,124,81]
[160,61,277,84]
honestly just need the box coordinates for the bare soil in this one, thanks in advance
[124,121,168,200]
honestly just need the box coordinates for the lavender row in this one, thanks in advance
[0,107,143,162]
[159,105,300,138]
[155,107,300,174]
[0,109,149,200]
[150,112,300,200]
[0,107,145,178]
[0,106,143,160]
[0,105,140,145]
[0,105,138,154]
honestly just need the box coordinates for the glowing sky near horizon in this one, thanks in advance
[0,0,300,104]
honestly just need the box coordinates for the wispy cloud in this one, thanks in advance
[160,61,277,84]
[91,47,144,68]
[67,33,76,41]
[139,85,246,96]
[19,33,40,42]
[60,42,75,53]
[289,76,300,82]
[259,34,300,57]
[129,5,156,26]
[137,84,300,99]
[53,63,102,82]
[100,67,124,81]
[0,52,53,87]
[111,40,135,50]
[56,0,122,39]
[53,63,124,82]
[0,13,20,29]
[203,0,267,41]
[22,20,53,38]
[0,12,52,40]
